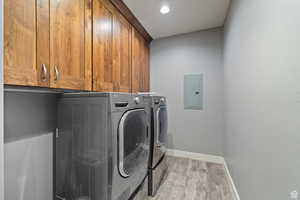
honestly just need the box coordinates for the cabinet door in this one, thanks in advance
[131,28,141,93]
[132,29,150,93]
[143,42,150,92]
[50,0,92,90]
[140,39,149,92]
[4,0,50,86]
[37,0,51,87]
[140,35,150,92]
[93,0,115,91]
[113,13,132,92]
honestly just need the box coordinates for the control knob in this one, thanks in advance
[134,97,140,104]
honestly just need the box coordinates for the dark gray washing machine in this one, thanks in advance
[55,93,150,200]
[144,96,168,197]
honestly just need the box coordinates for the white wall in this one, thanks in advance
[224,0,300,199]
[0,0,4,198]
[151,29,224,156]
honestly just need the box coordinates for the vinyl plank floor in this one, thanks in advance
[150,156,236,200]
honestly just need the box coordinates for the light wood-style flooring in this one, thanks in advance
[151,156,236,200]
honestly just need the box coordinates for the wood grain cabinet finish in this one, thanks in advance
[37,0,51,87]
[93,0,115,91]
[5,0,53,87]
[92,0,132,92]
[4,0,92,90]
[113,12,132,92]
[132,28,150,93]
[4,0,40,86]
[50,0,92,90]
[4,0,149,92]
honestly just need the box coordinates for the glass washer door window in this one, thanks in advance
[118,109,149,178]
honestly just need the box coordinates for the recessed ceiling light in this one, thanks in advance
[160,5,170,14]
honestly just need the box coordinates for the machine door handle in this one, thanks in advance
[147,126,150,138]
[156,108,161,144]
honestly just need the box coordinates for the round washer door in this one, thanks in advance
[118,109,149,178]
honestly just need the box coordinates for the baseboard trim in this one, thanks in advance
[166,149,224,164]
[166,149,240,200]
[223,161,240,200]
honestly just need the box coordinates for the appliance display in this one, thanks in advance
[55,93,150,200]
[144,95,168,197]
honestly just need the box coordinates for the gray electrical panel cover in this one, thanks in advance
[184,74,203,110]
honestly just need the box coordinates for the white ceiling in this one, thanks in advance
[123,0,231,39]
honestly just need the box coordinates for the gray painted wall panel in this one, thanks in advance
[224,0,300,199]
[4,92,57,142]
[151,29,224,156]
[4,92,57,200]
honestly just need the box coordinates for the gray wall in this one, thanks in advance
[0,0,3,198]
[4,92,56,200]
[150,29,224,156]
[4,92,57,142]
[224,0,300,199]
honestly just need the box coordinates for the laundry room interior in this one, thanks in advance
[1,0,300,200]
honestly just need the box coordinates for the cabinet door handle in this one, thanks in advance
[54,65,60,82]
[41,64,48,82]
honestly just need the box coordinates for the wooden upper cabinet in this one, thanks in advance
[113,12,132,92]
[4,0,39,86]
[93,0,132,92]
[93,0,115,91]
[4,0,91,90]
[50,0,92,90]
[4,0,149,92]
[132,28,150,93]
